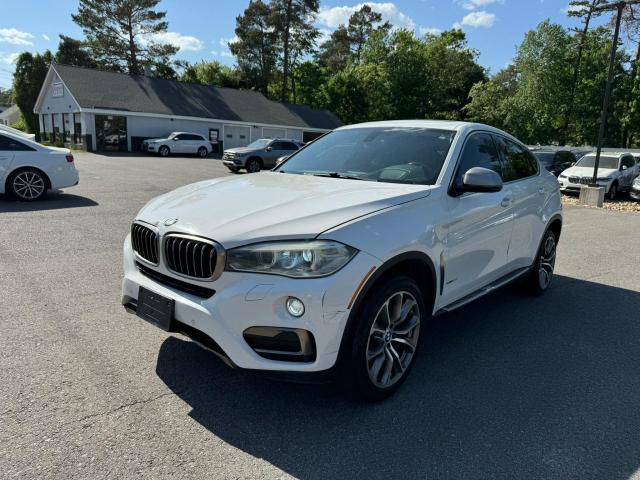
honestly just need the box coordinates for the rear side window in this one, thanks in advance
[495,137,538,182]
[453,133,502,191]
[0,134,35,151]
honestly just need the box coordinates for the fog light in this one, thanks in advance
[286,297,305,317]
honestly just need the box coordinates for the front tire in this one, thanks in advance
[246,158,261,173]
[340,276,424,401]
[227,167,240,173]
[607,181,618,200]
[9,169,47,201]
[158,146,170,157]
[523,229,557,295]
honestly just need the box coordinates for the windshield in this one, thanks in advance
[277,127,456,185]
[575,155,619,170]
[247,139,271,149]
[533,152,556,166]
[168,132,178,139]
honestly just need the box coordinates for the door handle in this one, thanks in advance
[538,187,545,195]
[500,196,512,207]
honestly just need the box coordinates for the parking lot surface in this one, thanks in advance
[2,153,640,480]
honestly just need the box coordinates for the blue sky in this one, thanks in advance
[0,0,611,89]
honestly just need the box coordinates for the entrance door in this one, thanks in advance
[95,115,128,152]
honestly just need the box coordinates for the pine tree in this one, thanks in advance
[71,0,178,75]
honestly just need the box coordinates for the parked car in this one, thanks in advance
[631,176,640,201]
[142,132,211,158]
[0,130,78,201]
[0,123,36,141]
[558,151,638,199]
[122,120,562,400]
[531,149,576,177]
[222,138,301,173]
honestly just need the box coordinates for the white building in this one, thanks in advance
[34,64,342,153]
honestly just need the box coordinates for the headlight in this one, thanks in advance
[634,178,640,186]
[226,240,357,278]
[597,177,613,182]
[559,174,567,179]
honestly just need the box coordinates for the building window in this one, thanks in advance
[52,114,59,142]
[73,113,82,145]
[62,113,71,143]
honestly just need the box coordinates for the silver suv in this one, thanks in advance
[223,138,301,173]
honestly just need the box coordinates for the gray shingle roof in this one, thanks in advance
[0,104,21,124]
[52,64,342,130]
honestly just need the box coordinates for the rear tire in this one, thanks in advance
[9,169,48,201]
[523,229,557,295]
[197,147,208,158]
[158,146,170,157]
[339,276,424,401]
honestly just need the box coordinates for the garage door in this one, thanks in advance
[286,129,303,142]
[224,125,251,149]
[262,127,286,139]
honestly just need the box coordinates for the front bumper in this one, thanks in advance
[631,186,640,201]
[222,158,243,167]
[121,234,381,373]
[559,178,611,193]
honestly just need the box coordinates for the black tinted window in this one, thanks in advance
[496,137,538,181]
[271,141,288,150]
[283,142,299,150]
[454,133,502,190]
[556,151,576,165]
[622,155,635,169]
[0,134,35,151]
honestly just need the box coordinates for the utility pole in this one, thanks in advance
[590,1,640,185]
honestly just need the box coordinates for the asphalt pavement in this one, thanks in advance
[1,153,640,479]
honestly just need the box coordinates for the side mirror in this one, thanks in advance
[266,146,272,152]
[462,167,503,193]
[173,138,179,141]
[621,165,628,171]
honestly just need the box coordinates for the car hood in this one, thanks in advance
[225,146,257,155]
[561,166,618,177]
[136,172,431,248]
[145,138,170,143]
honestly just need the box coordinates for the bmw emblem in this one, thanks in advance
[164,218,178,226]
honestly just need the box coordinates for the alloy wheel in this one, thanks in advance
[247,160,260,173]
[366,291,420,388]
[538,234,556,290]
[13,171,45,200]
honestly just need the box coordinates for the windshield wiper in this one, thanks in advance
[309,172,373,181]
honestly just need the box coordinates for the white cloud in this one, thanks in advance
[146,31,204,52]
[419,26,442,36]
[0,28,35,46]
[211,50,233,59]
[219,36,239,48]
[460,0,503,10]
[42,34,50,41]
[458,10,496,28]
[317,2,416,30]
[0,52,20,64]
[561,3,587,15]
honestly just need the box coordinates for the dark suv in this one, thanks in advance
[531,149,578,177]
[222,138,302,173]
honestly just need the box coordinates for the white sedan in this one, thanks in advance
[0,130,79,201]
[142,132,211,158]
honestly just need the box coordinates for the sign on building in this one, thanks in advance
[52,82,64,98]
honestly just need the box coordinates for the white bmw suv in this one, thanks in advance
[122,121,562,400]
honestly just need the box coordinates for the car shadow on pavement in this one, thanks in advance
[0,192,98,213]
[155,275,640,480]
